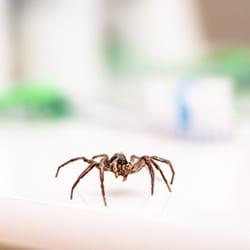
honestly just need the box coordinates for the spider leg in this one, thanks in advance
[92,154,109,161]
[143,158,155,195]
[130,154,140,163]
[55,156,93,178]
[152,156,175,184]
[99,165,107,206]
[70,162,96,199]
[92,154,111,173]
[150,159,171,192]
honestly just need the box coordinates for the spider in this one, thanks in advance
[55,153,175,206]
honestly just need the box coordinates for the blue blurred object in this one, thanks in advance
[174,82,190,135]
[173,76,233,140]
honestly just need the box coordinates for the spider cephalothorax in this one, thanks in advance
[109,153,129,176]
[55,153,175,206]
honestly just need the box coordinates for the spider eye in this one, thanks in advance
[117,158,128,165]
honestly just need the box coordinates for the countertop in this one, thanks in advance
[0,120,250,249]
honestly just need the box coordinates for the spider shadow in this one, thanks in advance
[77,185,172,215]
[107,187,144,198]
[77,187,146,207]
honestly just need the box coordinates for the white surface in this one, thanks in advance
[0,120,250,249]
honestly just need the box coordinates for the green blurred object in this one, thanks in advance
[0,83,72,120]
[193,48,250,96]
[105,39,250,96]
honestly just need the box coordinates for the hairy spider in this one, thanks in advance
[55,153,175,206]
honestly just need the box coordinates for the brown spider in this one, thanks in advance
[55,153,175,206]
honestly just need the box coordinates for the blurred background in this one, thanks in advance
[0,0,249,137]
[1,0,250,249]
